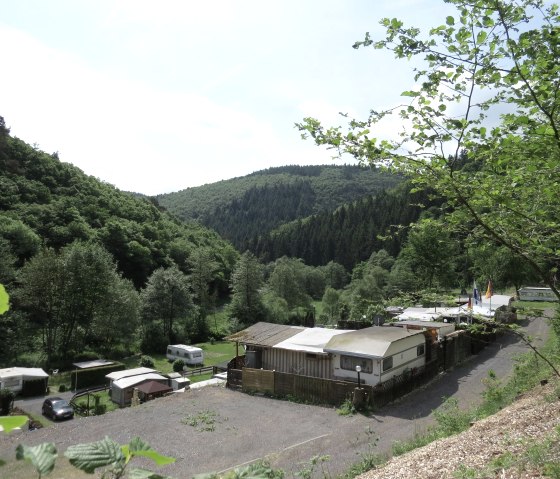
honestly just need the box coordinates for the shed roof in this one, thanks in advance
[0,367,49,379]
[112,373,167,390]
[274,327,352,354]
[226,322,305,347]
[324,326,424,358]
[136,380,172,395]
[106,367,157,381]
[73,359,115,369]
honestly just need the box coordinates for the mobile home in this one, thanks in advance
[166,344,204,365]
[518,287,558,302]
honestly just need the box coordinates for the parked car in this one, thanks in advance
[42,397,74,421]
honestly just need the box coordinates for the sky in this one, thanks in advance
[0,0,453,195]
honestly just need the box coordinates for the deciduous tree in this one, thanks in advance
[298,0,560,299]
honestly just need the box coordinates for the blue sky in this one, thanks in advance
[0,0,452,195]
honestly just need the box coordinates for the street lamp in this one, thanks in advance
[355,365,361,387]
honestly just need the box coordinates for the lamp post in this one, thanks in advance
[355,365,361,387]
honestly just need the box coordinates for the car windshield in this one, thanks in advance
[52,400,69,407]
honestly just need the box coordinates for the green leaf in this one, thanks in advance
[128,468,175,479]
[476,31,487,44]
[0,415,28,433]
[0,284,9,315]
[16,442,57,477]
[65,436,124,473]
[401,90,419,97]
[131,450,176,467]
[446,16,455,26]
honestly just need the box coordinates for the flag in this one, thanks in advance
[467,295,472,309]
[473,281,480,306]
[485,280,493,299]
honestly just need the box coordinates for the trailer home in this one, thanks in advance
[166,344,204,365]
[518,287,558,302]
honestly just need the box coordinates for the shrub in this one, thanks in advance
[59,384,67,393]
[0,388,15,415]
[139,355,155,368]
[173,359,185,373]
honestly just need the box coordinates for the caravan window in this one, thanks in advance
[167,349,172,354]
[340,355,372,374]
[382,356,393,371]
[417,344,425,356]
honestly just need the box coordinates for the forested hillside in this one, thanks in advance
[251,184,437,270]
[0,117,238,367]
[0,121,236,289]
[156,165,401,250]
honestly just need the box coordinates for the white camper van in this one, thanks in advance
[166,344,204,365]
[517,287,558,302]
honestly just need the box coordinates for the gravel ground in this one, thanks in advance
[0,314,551,478]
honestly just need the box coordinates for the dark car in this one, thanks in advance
[42,397,74,421]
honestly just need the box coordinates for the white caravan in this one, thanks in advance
[166,344,204,365]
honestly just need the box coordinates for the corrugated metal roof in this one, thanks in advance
[324,326,424,358]
[226,322,306,347]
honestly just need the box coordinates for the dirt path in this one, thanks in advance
[0,314,551,478]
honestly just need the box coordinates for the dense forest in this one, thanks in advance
[250,184,437,270]
[156,164,401,251]
[0,117,238,367]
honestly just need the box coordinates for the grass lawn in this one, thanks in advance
[513,300,558,311]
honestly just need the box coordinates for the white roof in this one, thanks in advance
[273,327,352,354]
[0,367,49,379]
[105,367,157,381]
[325,327,424,358]
[112,373,167,390]
[73,359,114,369]
[168,344,202,352]
[397,308,443,321]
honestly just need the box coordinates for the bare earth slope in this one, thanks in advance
[358,381,560,479]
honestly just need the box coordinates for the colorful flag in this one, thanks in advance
[473,281,480,306]
[485,280,493,299]
[467,295,472,309]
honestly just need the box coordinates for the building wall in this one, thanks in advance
[0,376,22,392]
[331,336,426,386]
[261,348,333,379]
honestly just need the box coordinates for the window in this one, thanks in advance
[306,353,317,360]
[340,355,373,374]
[382,356,393,372]
[167,349,172,354]
[417,344,425,356]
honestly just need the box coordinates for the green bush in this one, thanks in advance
[0,388,15,415]
[173,359,185,373]
[58,384,67,392]
[140,355,155,368]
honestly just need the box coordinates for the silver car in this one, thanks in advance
[42,397,74,421]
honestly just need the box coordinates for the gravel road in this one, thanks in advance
[0,313,551,478]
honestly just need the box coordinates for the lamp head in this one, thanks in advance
[355,365,361,373]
